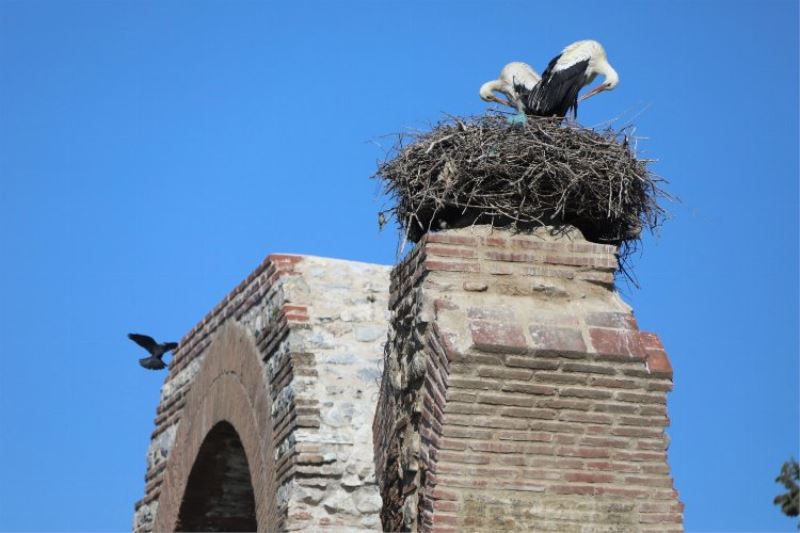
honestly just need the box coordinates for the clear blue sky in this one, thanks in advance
[0,1,797,531]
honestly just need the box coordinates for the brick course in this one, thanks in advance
[373,226,682,532]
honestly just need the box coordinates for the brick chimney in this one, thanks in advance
[373,226,683,532]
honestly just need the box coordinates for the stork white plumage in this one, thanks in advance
[526,40,618,118]
[479,62,541,113]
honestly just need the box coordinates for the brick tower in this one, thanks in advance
[373,226,683,532]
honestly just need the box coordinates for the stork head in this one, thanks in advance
[480,80,513,108]
[580,62,619,101]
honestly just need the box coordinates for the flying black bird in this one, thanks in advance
[128,333,178,370]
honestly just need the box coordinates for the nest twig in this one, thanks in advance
[374,113,670,273]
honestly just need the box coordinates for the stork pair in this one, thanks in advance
[480,40,618,119]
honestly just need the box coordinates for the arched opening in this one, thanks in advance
[176,421,257,532]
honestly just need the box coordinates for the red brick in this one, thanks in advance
[268,253,303,264]
[645,349,673,378]
[616,391,666,405]
[432,500,460,512]
[539,398,593,411]
[497,455,526,466]
[440,438,467,450]
[557,446,610,458]
[619,415,667,427]
[500,383,557,395]
[561,362,616,375]
[431,487,459,501]
[642,464,671,475]
[534,372,589,385]
[426,244,477,259]
[484,236,507,247]
[427,233,478,246]
[528,325,587,354]
[560,411,613,425]
[580,436,631,449]
[563,472,616,483]
[551,484,595,495]
[485,250,538,262]
[469,321,528,354]
[636,439,668,451]
[589,327,644,358]
[586,312,638,329]
[447,390,477,403]
[443,426,493,440]
[646,380,673,392]
[560,387,613,400]
[424,260,480,273]
[445,403,498,417]
[611,426,664,438]
[624,475,675,488]
[431,514,458,526]
[593,402,639,414]
[505,355,560,370]
[590,377,641,389]
[495,430,553,442]
[477,392,535,407]
[639,405,667,416]
[638,331,665,351]
[467,416,530,430]
[594,486,649,498]
[448,377,495,391]
[477,366,533,381]
[438,450,491,465]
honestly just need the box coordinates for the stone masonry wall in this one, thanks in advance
[133,254,389,532]
[373,226,683,532]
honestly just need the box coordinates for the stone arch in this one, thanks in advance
[153,323,278,532]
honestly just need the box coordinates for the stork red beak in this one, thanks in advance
[580,84,608,102]
[491,95,513,108]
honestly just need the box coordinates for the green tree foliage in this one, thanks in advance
[775,458,799,527]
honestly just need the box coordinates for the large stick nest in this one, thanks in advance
[374,113,669,263]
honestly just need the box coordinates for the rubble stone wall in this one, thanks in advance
[133,255,390,532]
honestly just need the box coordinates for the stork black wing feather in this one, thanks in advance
[527,58,589,118]
[540,54,562,78]
[512,78,533,106]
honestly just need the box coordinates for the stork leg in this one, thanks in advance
[506,111,528,125]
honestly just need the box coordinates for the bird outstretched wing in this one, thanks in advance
[128,333,158,353]
[139,357,167,370]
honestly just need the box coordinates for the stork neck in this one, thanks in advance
[602,62,619,88]
[480,80,506,100]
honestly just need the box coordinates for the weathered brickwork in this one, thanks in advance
[373,226,683,532]
[133,254,389,532]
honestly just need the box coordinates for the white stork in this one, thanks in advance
[479,62,541,114]
[526,40,618,118]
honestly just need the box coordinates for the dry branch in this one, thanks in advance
[374,113,670,268]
